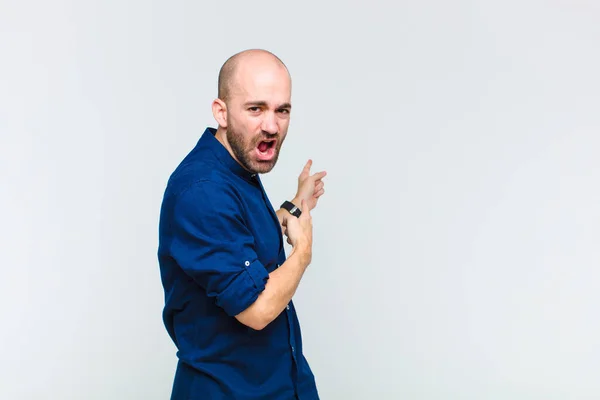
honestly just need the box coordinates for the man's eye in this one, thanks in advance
[249,107,260,112]
[278,109,290,114]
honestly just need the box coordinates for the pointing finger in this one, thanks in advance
[303,159,313,173]
[312,171,327,181]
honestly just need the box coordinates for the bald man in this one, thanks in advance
[157,49,326,400]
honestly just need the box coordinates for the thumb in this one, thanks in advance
[301,159,312,176]
[301,199,311,218]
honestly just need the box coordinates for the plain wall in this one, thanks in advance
[1,1,599,399]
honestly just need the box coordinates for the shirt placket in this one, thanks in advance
[255,176,301,393]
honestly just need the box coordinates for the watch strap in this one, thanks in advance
[281,200,301,217]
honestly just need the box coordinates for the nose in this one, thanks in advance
[261,112,278,135]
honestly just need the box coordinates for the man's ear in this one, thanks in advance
[212,98,228,128]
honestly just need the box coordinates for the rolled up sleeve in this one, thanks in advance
[170,180,269,317]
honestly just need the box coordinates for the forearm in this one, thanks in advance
[236,245,310,330]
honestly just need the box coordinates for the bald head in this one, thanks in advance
[211,49,293,175]
[218,49,290,102]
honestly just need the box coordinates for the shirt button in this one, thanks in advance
[291,346,295,352]
[244,261,250,266]
[286,305,290,310]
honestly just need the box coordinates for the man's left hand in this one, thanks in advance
[292,159,327,211]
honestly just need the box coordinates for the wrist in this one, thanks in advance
[290,197,300,208]
[292,241,312,266]
[281,198,302,218]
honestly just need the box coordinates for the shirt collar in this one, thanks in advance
[200,127,258,182]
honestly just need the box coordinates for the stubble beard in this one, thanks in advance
[227,121,283,175]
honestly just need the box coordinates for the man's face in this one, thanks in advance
[225,64,292,174]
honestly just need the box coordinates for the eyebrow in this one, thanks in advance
[244,101,292,109]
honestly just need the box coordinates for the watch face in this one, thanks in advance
[290,206,301,217]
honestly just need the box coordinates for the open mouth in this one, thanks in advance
[257,139,275,152]
[256,139,277,160]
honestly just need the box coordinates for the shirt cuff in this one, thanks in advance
[215,259,269,316]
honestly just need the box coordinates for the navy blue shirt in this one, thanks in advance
[157,127,319,400]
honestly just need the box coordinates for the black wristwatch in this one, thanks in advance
[280,200,301,217]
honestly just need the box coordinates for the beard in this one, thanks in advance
[226,120,283,174]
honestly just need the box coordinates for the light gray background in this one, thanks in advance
[1,1,599,399]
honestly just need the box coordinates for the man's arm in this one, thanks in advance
[171,182,314,331]
[236,200,313,330]
[235,243,311,330]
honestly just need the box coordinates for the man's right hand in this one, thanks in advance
[282,199,313,265]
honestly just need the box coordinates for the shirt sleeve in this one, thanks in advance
[170,180,269,317]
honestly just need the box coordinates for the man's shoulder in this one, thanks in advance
[163,156,238,204]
